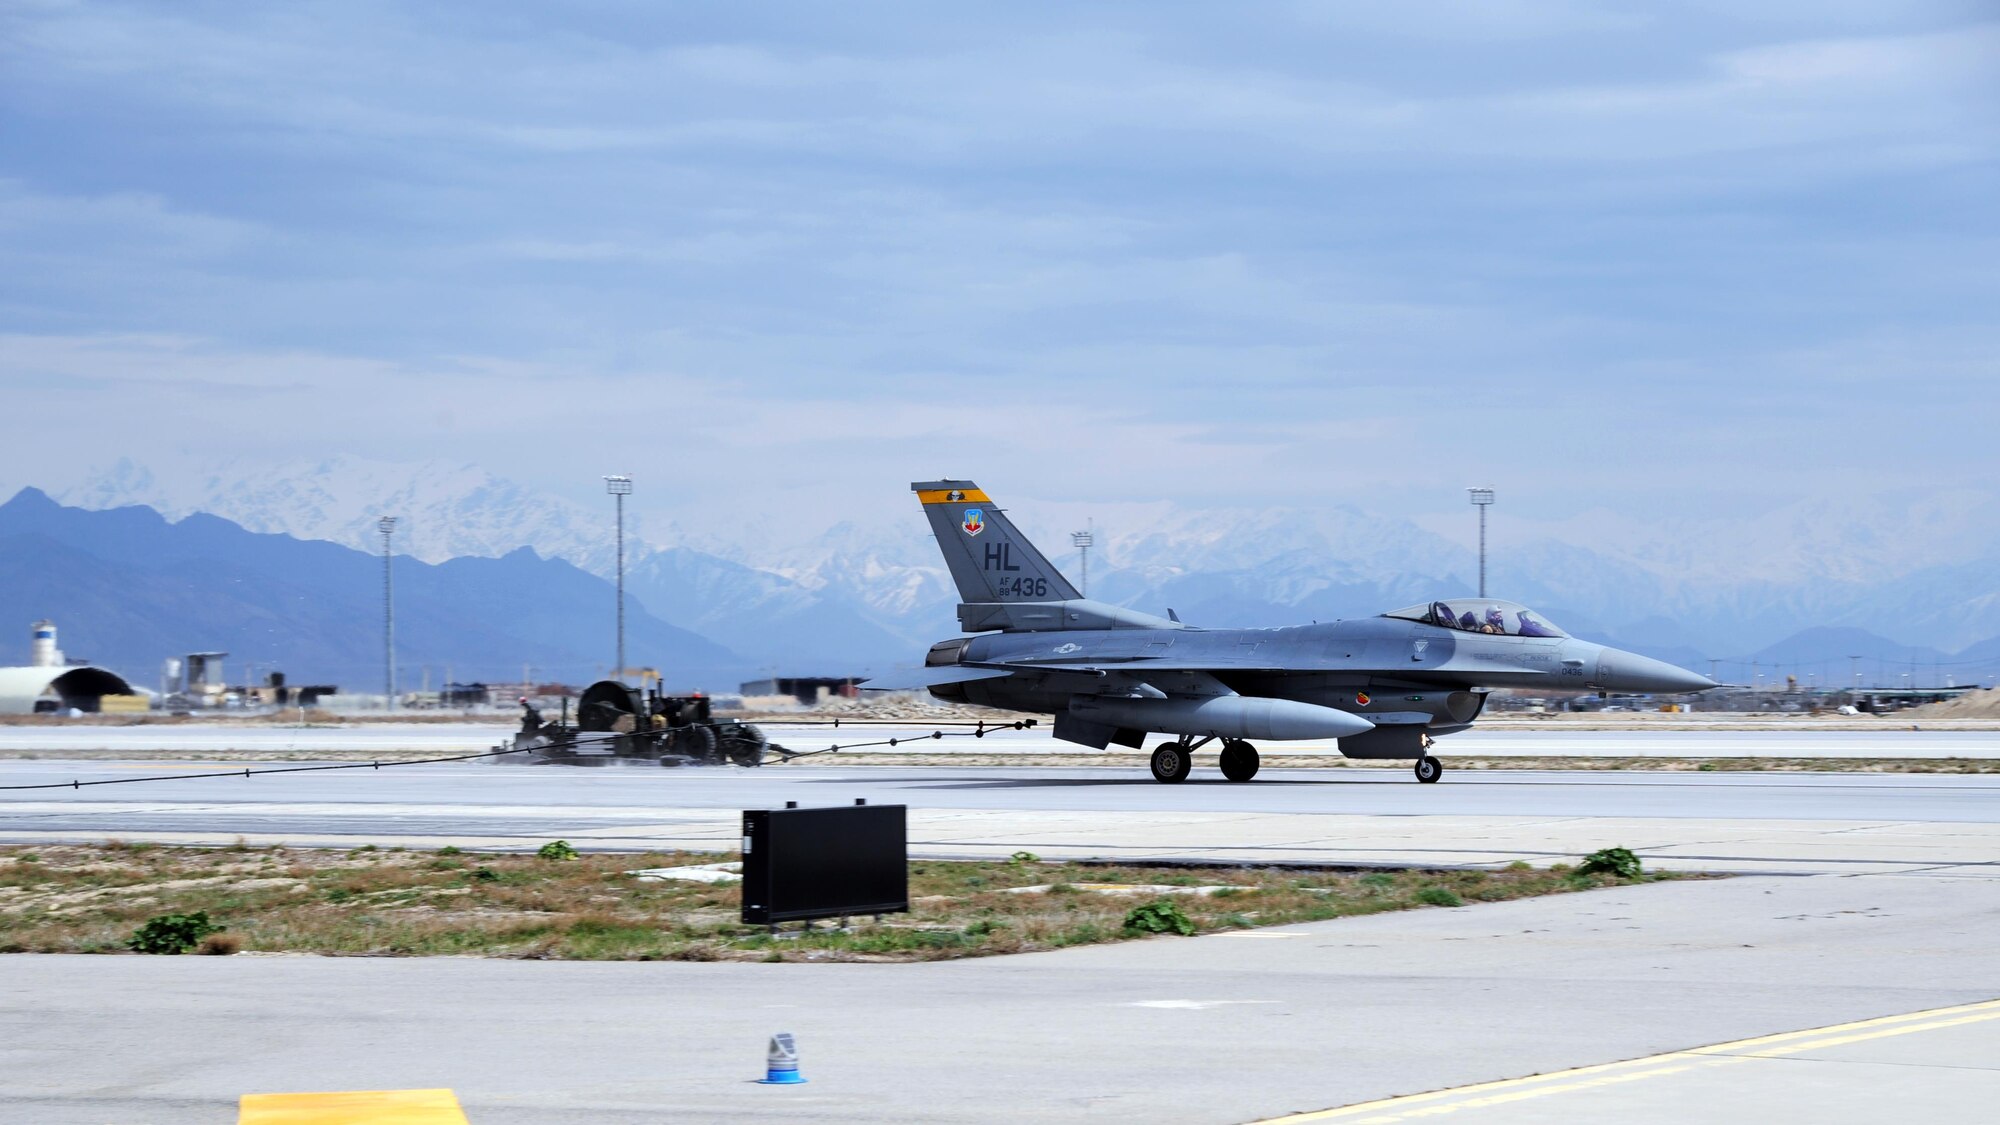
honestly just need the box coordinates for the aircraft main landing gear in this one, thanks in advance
[1414,755,1443,783]
[1150,742,1193,784]
[1219,739,1260,782]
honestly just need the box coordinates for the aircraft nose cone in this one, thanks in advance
[1598,650,1717,694]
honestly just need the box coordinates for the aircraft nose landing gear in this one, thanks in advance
[1414,755,1443,783]
[1219,739,1260,782]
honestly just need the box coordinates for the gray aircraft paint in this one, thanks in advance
[874,480,1715,777]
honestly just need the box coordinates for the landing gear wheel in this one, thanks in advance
[1219,740,1261,782]
[1150,744,1192,784]
[1414,755,1443,784]
[672,724,718,763]
[721,724,768,767]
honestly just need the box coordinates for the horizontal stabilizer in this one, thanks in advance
[859,666,1016,692]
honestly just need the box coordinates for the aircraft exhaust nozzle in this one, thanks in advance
[1068,695,1376,742]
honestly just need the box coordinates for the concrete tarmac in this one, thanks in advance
[6,729,1999,1120]
[0,722,1995,758]
[3,872,1997,1123]
[4,760,2000,874]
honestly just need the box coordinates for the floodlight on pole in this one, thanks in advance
[1071,523,1094,598]
[1466,488,1495,598]
[604,475,633,675]
[377,516,397,710]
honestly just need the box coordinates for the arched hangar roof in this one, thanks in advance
[0,666,138,714]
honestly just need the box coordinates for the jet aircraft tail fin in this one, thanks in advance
[911,480,1082,605]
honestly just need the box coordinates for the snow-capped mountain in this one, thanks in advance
[53,457,923,669]
[45,457,2000,676]
[58,456,646,570]
[0,488,739,685]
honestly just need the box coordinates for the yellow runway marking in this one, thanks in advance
[239,1087,468,1124]
[1255,998,2000,1123]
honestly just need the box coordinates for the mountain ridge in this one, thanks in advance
[39,458,2000,681]
[0,489,742,688]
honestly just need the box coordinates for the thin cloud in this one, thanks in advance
[0,3,1992,531]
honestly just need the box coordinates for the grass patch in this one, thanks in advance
[1415,886,1464,908]
[0,844,1701,963]
[127,911,221,954]
[1123,900,1196,936]
[1578,846,1645,879]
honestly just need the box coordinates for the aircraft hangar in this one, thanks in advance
[0,664,141,715]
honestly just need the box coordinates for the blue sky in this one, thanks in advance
[2,1,1995,533]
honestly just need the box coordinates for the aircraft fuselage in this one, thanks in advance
[930,616,1706,739]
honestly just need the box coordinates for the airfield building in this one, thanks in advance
[0,620,141,713]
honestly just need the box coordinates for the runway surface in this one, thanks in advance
[5,756,1999,875]
[6,757,2000,820]
[7,728,2000,1121]
[6,873,1997,1123]
[1,722,1995,758]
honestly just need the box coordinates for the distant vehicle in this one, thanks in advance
[507,681,770,767]
[867,480,1715,784]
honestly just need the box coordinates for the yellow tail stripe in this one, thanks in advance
[915,488,991,505]
[239,1088,469,1124]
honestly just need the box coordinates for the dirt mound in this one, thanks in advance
[1907,687,2000,720]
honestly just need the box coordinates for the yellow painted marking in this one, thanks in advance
[239,1088,468,1124]
[1735,1010,2000,1058]
[915,487,991,505]
[1255,998,2000,1123]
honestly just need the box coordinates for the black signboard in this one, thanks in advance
[740,802,909,926]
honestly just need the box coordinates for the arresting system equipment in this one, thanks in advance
[508,679,773,767]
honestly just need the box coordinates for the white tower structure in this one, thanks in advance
[1071,524,1094,598]
[1466,488,1495,598]
[30,620,64,668]
[604,475,632,675]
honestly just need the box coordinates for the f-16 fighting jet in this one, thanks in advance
[866,481,1716,784]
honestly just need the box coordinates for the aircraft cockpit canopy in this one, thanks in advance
[1385,599,1567,639]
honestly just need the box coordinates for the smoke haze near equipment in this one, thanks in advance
[1,4,1994,555]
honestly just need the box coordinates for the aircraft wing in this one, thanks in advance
[859,666,1018,692]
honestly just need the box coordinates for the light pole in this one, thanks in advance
[378,516,397,710]
[1467,488,1495,597]
[604,475,632,676]
[1071,522,1094,598]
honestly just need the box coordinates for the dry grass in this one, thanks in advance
[195,932,242,955]
[0,844,1694,962]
